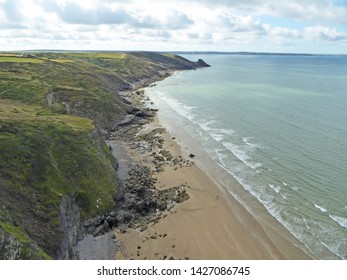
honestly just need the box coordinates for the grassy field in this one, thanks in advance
[64,52,127,59]
[0,56,42,63]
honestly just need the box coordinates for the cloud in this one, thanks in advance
[0,22,27,29]
[270,1,347,25]
[0,0,23,22]
[40,1,131,25]
[129,10,193,30]
[221,14,266,34]
[173,0,347,25]
[1,0,347,53]
[38,0,193,30]
[304,25,347,41]
[262,25,302,45]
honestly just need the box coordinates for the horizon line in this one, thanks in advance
[1,49,346,56]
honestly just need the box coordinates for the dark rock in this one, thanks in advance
[150,216,161,225]
[83,217,99,228]
[106,215,118,228]
[166,202,175,211]
[155,165,164,173]
[196,59,211,67]
[85,225,96,235]
[58,197,85,260]
[172,157,179,165]
[157,200,167,211]
[92,221,110,237]
[139,224,148,232]
[159,149,173,161]
[188,153,196,158]
[136,201,147,214]
[112,115,137,130]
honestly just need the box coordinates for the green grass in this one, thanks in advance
[0,221,51,259]
[0,79,51,105]
[0,100,95,132]
[64,52,127,59]
[0,56,42,63]
[0,221,31,243]
[0,117,116,216]
[48,59,74,63]
[163,53,177,58]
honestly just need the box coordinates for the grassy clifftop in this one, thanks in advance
[0,51,205,259]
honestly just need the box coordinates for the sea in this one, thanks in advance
[145,54,347,259]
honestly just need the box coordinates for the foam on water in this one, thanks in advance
[269,184,281,194]
[156,92,196,121]
[314,204,328,213]
[222,142,262,170]
[242,137,264,149]
[329,215,347,230]
[199,122,235,141]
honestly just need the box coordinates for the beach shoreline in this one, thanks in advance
[112,85,311,259]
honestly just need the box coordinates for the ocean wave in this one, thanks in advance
[269,184,281,194]
[314,204,328,213]
[210,132,227,142]
[303,217,311,229]
[329,215,347,230]
[204,127,235,142]
[198,119,216,131]
[216,149,229,162]
[157,93,196,121]
[242,137,264,149]
[222,142,262,170]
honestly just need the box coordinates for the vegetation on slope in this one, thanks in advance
[0,51,205,259]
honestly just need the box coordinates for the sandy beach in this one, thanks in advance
[114,116,311,260]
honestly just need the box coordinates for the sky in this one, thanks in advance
[1,0,347,54]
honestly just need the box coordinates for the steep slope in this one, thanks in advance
[0,52,207,259]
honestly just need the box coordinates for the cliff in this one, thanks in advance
[0,51,209,259]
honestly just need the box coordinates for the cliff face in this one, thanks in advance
[0,51,209,259]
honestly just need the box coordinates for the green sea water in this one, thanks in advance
[146,54,347,259]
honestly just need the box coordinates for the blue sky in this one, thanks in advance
[1,0,347,54]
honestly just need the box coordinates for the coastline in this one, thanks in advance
[112,85,311,259]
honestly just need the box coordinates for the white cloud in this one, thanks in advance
[0,0,347,52]
[175,0,347,25]
[304,25,347,41]
[37,0,193,29]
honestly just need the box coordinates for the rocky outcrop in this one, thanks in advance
[57,197,85,260]
[0,225,47,259]
[0,228,23,260]
[76,164,189,239]
[196,58,211,67]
